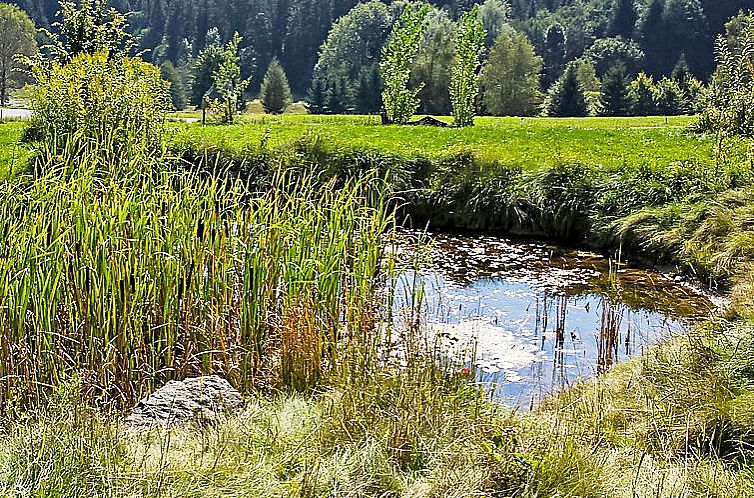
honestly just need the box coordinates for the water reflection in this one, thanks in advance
[393,232,715,407]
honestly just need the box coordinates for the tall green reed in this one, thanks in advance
[0,132,395,407]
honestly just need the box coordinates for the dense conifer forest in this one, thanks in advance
[9,0,751,106]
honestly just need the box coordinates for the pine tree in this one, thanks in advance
[325,74,355,114]
[546,63,588,117]
[638,0,666,77]
[599,64,630,116]
[306,77,328,114]
[259,57,292,114]
[608,0,637,39]
[356,65,381,114]
[628,72,657,116]
[543,23,566,88]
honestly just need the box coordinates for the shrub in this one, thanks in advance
[28,50,170,151]
[697,13,754,137]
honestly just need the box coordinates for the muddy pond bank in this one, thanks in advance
[392,232,716,407]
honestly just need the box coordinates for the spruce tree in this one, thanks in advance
[260,57,292,114]
[306,77,328,114]
[543,23,566,88]
[599,64,630,116]
[638,0,666,77]
[628,72,657,116]
[546,63,588,117]
[608,0,637,39]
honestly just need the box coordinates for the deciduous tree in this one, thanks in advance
[449,5,485,127]
[0,3,37,106]
[380,4,430,124]
[212,32,250,123]
[480,31,542,116]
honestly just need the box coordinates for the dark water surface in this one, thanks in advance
[392,232,716,407]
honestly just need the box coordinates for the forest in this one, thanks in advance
[8,0,753,115]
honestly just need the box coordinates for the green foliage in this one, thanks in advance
[599,64,630,116]
[572,59,602,114]
[698,13,754,137]
[542,22,566,88]
[28,50,170,152]
[584,36,645,77]
[480,31,543,116]
[380,4,431,124]
[0,3,37,106]
[628,72,657,115]
[607,0,637,38]
[211,32,250,124]
[311,1,390,114]
[260,57,292,114]
[545,63,589,117]
[449,5,485,127]
[189,29,223,106]
[306,77,329,114]
[478,0,511,47]
[46,0,133,62]
[412,8,455,115]
[654,77,684,115]
[160,60,188,110]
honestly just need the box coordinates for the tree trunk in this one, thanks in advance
[0,66,6,108]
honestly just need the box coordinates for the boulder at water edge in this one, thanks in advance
[126,375,245,427]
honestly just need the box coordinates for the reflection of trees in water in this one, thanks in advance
[415,233,713,321]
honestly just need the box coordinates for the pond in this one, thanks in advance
[392,232,716,408]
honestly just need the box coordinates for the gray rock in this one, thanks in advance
[126,375,245,427]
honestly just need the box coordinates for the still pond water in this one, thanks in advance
[393,232,715,407]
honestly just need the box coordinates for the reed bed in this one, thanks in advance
[0,133,395,407]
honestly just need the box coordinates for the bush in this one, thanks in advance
[28,50,170,151]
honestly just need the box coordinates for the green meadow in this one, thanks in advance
[172,114,719,170]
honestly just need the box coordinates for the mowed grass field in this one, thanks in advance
[0,122,30,176]
[2,115,738,177]
[170,114,731,171]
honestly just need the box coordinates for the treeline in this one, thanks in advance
[9,0,752,115]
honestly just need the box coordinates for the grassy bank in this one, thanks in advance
[170,115,753,281]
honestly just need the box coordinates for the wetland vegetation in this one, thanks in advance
[2,1,754,497]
